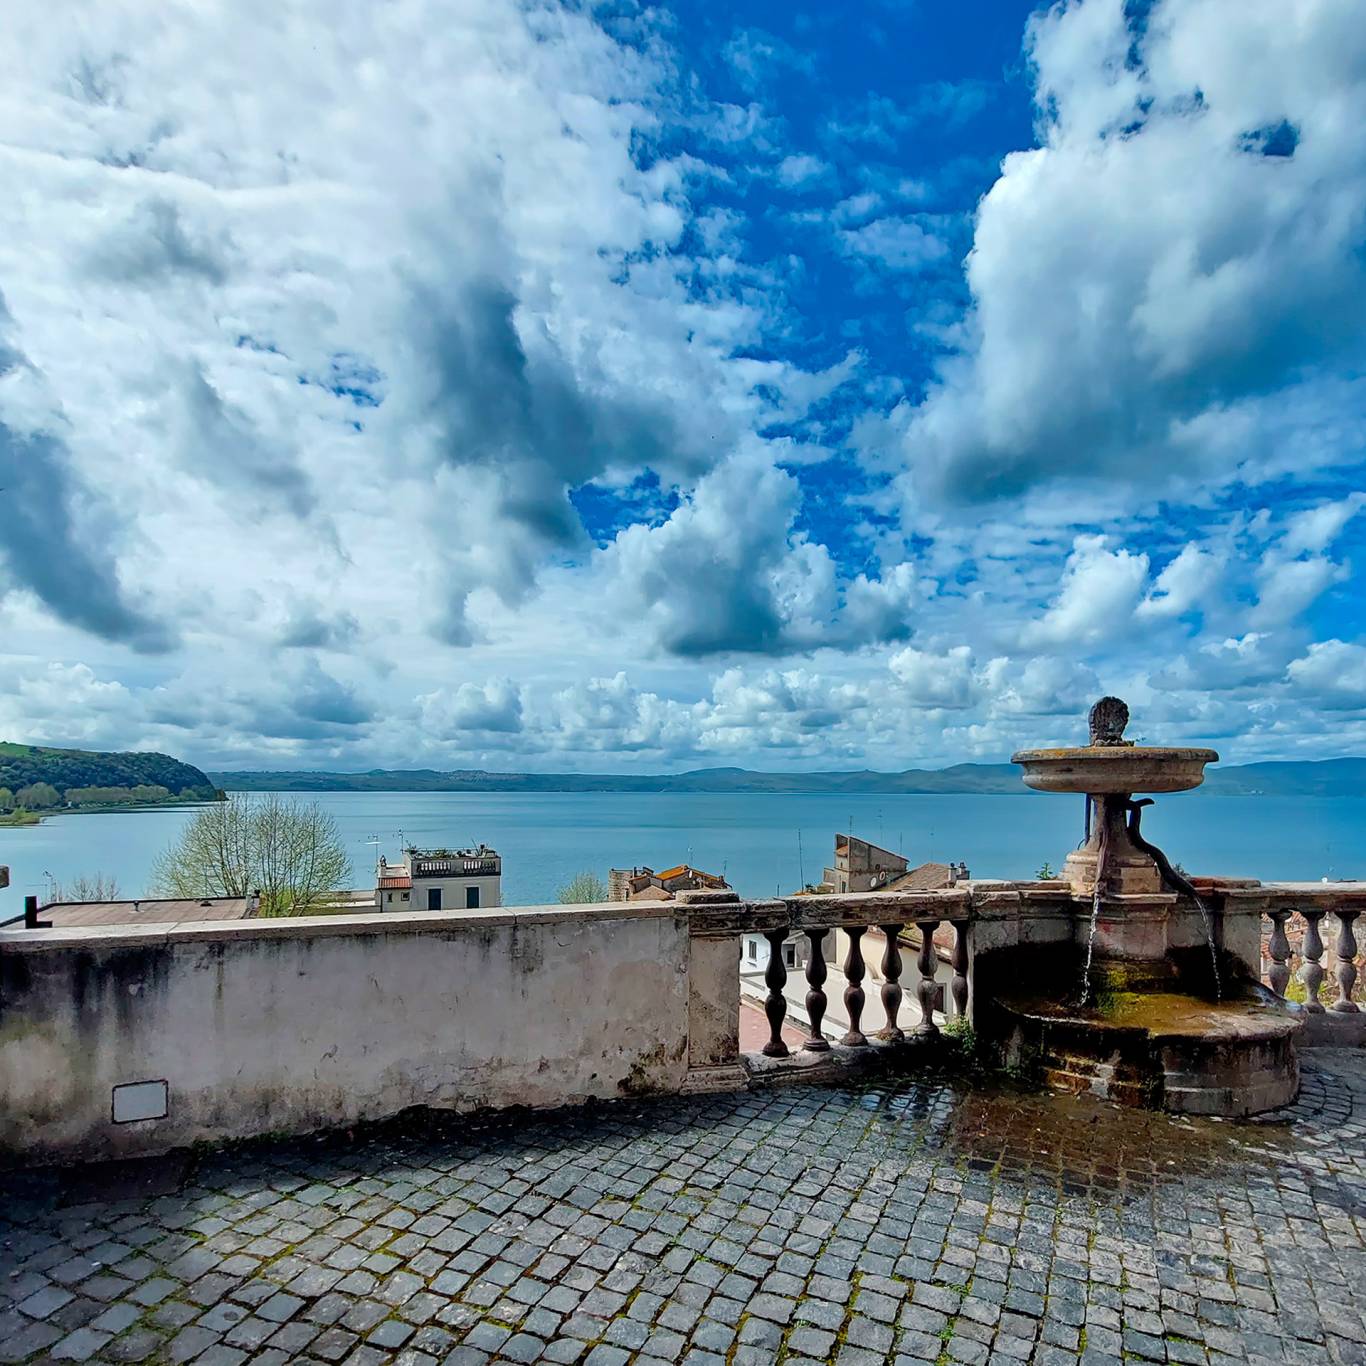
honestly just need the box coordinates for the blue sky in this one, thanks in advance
[1,0,1364,770]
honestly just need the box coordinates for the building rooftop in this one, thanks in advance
[17,896,253,928]
[885,861,957,892]
[3,1049,1363,1365]
[654,864,726,885]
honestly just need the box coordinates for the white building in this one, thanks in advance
[377,846,501,911]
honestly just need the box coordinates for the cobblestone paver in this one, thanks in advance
[3,1051,1364,1365]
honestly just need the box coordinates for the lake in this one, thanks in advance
[1,789,1362,919]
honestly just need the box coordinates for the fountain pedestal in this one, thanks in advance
[1064,795,1163,897]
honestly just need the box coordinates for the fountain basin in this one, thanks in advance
[995,985,1302,1117]
[1011,745,1218,794]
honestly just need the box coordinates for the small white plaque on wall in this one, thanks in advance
[112,1080,168,1123]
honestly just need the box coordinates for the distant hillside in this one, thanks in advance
[0,742,219,805]
[209,757,1366,797]
[1201,757,1366,797]
[209,764,1024,794]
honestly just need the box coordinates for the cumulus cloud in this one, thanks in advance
[1136,544,1223,620]
[0,0,1362,773]
[889,646,979,709]
[838,217,949,273]
[0,0,847,655]
[279,605,361,651]
[900,0,1366,503]
[0,293,171,650]
[418,680,524,736]
[1281,493,1366,555]
[775,154,831,189]
[1024,535,1149,646]
[596,449,922,657]
[1286,640,1366,710]
[1252,555,1348,627]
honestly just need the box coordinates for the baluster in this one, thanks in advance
[1331,910,1360,1014]
[915,920,940,1036]
[762,928,790,1056]
[1266,909,1291,998]
[802,930,830,1052]
[1300,909,1326,1013]
[878,925,905,1042]
[950,920,970,1019]
[841,927,868,1046]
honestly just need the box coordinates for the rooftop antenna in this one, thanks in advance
[797,830,805,890]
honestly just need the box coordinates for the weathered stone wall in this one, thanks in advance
[0,903,690,1165]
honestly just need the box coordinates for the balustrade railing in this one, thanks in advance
[722,891,974,1055]
[681,881,1365,1093]
[1260,901,1361,1013]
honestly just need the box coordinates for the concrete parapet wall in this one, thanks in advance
[0,903,691,1165]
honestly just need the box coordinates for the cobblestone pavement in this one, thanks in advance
[3,1051,1364,1366]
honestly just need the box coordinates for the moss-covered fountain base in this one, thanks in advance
[994,962,1302,1116]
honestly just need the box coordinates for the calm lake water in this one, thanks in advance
[1,789,1362,919]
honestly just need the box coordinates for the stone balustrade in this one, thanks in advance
[2,878,1363,1165]
[1240,884,1366,1038]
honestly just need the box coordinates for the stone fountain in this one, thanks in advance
[991,697,1303,1117]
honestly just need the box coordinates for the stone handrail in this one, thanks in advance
[1215,882,1366,1027]
[1,879,1361,1164]
[679,879,1366,1087]
[688,888,971,1056]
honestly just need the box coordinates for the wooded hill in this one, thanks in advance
[0,742,219,807]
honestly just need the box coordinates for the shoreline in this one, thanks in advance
[0,799,220,830]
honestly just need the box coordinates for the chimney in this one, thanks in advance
[23,895,49,930]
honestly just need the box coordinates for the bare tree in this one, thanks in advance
[151,794,351,915]
[557,870,609,904]
[49,872,121,902]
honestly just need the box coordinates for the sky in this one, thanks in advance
[1,0,1365,774]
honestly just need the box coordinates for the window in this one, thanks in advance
[465,886,480,909]
[427,888,442,911]
[401,892,409,901]
[783,943,796,969]
[747,940,757,961]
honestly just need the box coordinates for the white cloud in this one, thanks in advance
[1282,493,1366,555]
[418,680,523,736]
[594,448,919,657]
[775,154,831,189]
[838,217,949,273]
[1136,543,1223,619]
[889,646,978,709]
[1024,535,1149,646]
[899,0,1366,503]
[0,0,1361,774]
[1252,555,1347,626]
[1286,639,1366,710]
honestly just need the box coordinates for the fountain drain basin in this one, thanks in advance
[995,988,1303,1117]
